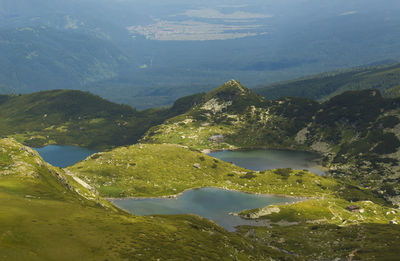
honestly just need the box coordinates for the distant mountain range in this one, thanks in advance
[1,0,400,108]
[0,27,130,94]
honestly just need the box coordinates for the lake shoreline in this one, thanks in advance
[206,147,327,176]
[105,186,310,201]
[108,187,309,232]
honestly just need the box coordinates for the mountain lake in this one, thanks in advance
[209,149,325,175]
[35,146,319,230]
[34,145,97,168]
[110,187,299,231]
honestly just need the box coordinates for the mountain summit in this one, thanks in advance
[143,83,400,206]
[198,80,264,115]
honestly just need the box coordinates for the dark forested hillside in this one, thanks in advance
[0,90,201,149]
[254,62,400,101]
[0,27,131,94]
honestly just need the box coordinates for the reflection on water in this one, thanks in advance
[34,145,97,168]
[209,149,325,175]
[111,188,299,231]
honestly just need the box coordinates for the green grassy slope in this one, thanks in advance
[237,223,400,261]
[67,140,400,261]
[68,143,339,198]
[68,143,400,228]
[142,80,319,151]
[142,81,400,206]
[0,89,201,149]
[0,138,284,260]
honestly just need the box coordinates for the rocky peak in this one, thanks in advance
[191,80,265,115]
[206,80,248,101]
[225,79,246,93]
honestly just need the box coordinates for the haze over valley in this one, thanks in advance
[1,0,400,108]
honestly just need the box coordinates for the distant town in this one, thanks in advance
[127,20,267,41]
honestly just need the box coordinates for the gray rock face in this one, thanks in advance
[209,135,224,143]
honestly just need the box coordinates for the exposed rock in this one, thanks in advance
[346,205,360,212]
[245,206,281,219]
[245,229,255,238]
[193,163,201,169]
[201,98,232,114]
[209,135,224,143]
[311,142,331,154]
[295,127,309,144]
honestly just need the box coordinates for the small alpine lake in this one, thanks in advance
[209,149,325,175]
[34,145,97,168]
[34,146,317,231]
[110,187,300,232]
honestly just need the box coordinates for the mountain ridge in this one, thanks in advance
[2,81,400,205]
[142,82,400,206]
[253,62,400,101]
[0,89,201,149]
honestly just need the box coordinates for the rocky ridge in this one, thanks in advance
[143,81,400,206]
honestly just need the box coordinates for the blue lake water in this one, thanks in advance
[209,149,325,175]
[34,145,97,168]
[111,188,299,231]
[34,146,313,230]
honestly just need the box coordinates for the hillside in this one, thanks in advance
[2,84,400,259]
[0,138,283,260]
[0,90,201,149]
[68,143,341,198]
[0,27,131,93]
[142,81,400,206]
[68,142,399,219]
[254,62,400,101]
[142,80,320,151]
[67,141,400,260]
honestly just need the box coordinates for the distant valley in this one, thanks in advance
[1,0,400,108]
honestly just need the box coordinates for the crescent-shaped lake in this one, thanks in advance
[110,187,299,231]
[34,146,317,231]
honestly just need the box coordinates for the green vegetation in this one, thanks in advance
[2,80,398,205]
[0,27,126,93]
[68,143,338,198]
[142,80,319,151]
[254,62,400,101]
[66,140,400,259]
[0,90,200,149]
[237,224,400,260]
[240,198,399,225]
[2,76,400,259]
[0,138,288,260]
[142,81,400,206]
[67,141,399,226]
